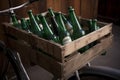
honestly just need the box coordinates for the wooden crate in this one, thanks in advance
[2,18,113,79]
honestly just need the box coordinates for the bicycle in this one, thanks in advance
[0,0,120,80]
[0,1,38,80]
[69,65,120,80]
[0,40,30,80]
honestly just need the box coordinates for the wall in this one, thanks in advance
[98,0,120,24]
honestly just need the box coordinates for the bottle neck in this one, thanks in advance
[21,18,28,30]
[61,14,67,23]
[69,8,82,30]
[28,11,35,20]
[48,8,55,17]
[26,19,31,27]
[62,14,73,31]
[88,19,93,32]
[39,15,54,38]
[11,14,19,24]
[11,14,21,29]
[34,15,40,24]
[55,12,67,32]
[28,10,41,31]
[92,19,99,30]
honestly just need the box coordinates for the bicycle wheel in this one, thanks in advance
[68,66,120,80]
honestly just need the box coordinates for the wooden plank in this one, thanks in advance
[0,33,6,42]
[39,0,47,12]
[61,0,68,14]
[67,0,74,8]
[80,0,98,18]
[73,0,81,16]
[3,23,30,43]
[53,0,61,12]
[63,23,112,56]
[63,35,113,78]
[46,0,54,9]
[29,34,64,62]
[0,24,8,42]
[0,25,5,34]
[7,37,33,68]
[36,50,64,78]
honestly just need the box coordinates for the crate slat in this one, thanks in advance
[0,24,5,34]
[29,34,64,62]
[63,34,113,78]
[63,23,112,56]
[36,50,63,78]
[3,23,30,43]
[2,23,112,62]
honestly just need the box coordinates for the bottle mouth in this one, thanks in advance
[28,10,32,13]
[55,12,62,15]
[68,6,74,11]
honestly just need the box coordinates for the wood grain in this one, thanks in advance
[63,23,112,56]
[64,34,112,78]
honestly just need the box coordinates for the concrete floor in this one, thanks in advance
[91,24,120,69]
[27,24,120,80]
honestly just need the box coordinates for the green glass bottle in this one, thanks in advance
[93,19,99,29]
[55,12,72,45]
[48,8,60,36]
[87,19,92,33]
[68,6,85,40]
[34,14,43,30]
[28,10,43,37]
[26,19,31,32]
[38,14,59,43]
[69,7,85,40]
[89,19,100,48]
[68,6,89,53]
[20,18,29,32]
[89,20,106,54]
[89,19,99,32]
[61,14,73,35]
[11,13,21,29]
[34,14,40,24]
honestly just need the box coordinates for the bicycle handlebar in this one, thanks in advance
[0,0,39,14]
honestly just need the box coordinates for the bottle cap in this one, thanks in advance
[28,10,32,13]
[68,6,74,11]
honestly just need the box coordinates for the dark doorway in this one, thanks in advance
[97,0,120,25]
